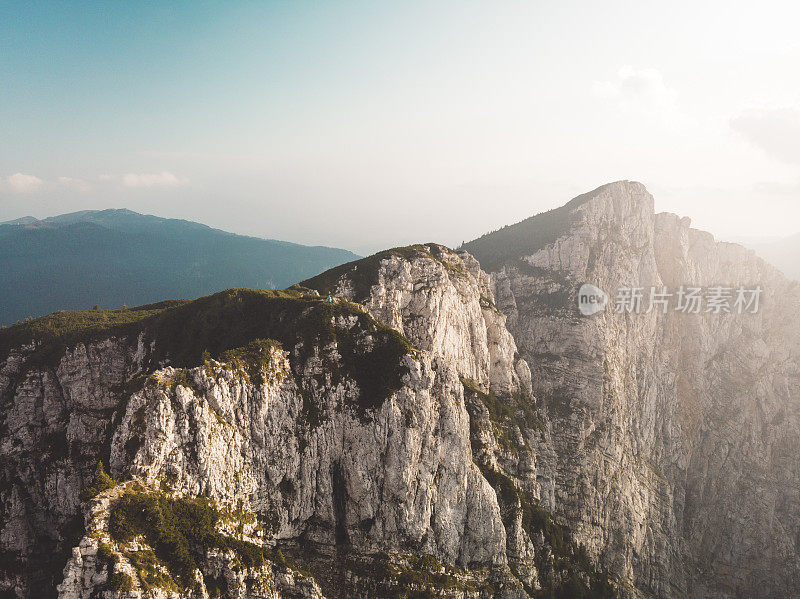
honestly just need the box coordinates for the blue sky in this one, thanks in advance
[2,1,800,253]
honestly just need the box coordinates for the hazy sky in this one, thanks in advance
[2,1,799,254]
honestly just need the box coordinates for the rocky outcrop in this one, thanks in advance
[304,243,614,597]
[0,254,564,599]
[56,479,326,599]
[110,351,507,570]
[465,181,800,599]
[0,336,139,597]
[303,244,531,397]
[4,184,794,599]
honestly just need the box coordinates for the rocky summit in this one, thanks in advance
[1,182,798,599]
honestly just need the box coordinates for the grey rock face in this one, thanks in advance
[472,181,800,598]
[318,245,531,397]
[4,184,794,599]
[0,250,541,599]
[110,354,507,569]
[0,337,140,597]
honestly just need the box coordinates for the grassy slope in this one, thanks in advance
[0,287,413,414]
[459,185,606,272]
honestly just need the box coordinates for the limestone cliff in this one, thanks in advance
[2,183,796,599]
[0,249,610,598]
[464,181,800,598]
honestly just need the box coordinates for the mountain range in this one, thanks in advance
[1,182,798,599]
[0,209,359,326]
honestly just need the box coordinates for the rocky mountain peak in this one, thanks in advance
[466,182,800,599]
[2,243,618,599]
[303,244,531,397]
[1,183,798,599]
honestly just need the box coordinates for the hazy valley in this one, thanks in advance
[0,209,359,326]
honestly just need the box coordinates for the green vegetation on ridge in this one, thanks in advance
[460,186,605,272]
[109,489,278,591]
[79,461,120,501]
[0,299,186,366]
[0,287,414,418]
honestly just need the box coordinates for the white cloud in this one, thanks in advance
[592,66,677,113]
[5,173,44,194]
[730,106,800,165]
[121,171,188,188]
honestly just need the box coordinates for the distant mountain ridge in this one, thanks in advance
[0,209,359,325]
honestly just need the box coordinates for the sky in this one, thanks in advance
[2,1,800,255]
